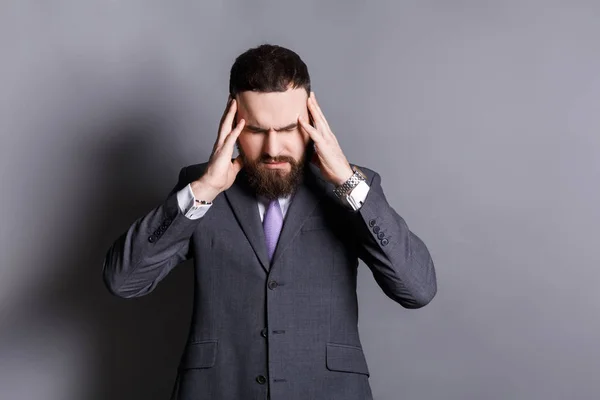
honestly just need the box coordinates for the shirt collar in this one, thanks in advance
[257,194,293,206]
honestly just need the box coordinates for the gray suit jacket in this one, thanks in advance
[103,161,437,400]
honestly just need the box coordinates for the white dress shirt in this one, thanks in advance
[177,182,368,220]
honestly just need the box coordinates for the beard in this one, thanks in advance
[238,144,308,200]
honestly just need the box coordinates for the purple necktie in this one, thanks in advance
[263,200,283,261]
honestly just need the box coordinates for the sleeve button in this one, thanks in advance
[148,235,156,243]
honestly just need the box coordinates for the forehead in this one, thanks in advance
[237,88,308,127]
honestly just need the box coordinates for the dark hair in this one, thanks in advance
[229,44,311,96]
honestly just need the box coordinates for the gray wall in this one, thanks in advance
[1,1,599,399]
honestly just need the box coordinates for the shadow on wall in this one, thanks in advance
[85,114,196,400]
[1,110,197,400]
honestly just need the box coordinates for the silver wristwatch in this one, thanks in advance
[333,166,369,210]
[334,166,367,197]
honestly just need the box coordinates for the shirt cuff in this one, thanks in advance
[176,184,212,220]
[336,181,370,211]
[346,181,370,210]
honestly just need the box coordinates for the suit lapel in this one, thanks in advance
[224,171,270,273]
[224,163,328,273]
[270,163,324,267]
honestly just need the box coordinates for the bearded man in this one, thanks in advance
[103,43,437,400]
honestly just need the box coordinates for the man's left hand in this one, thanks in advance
[298,92,354,186]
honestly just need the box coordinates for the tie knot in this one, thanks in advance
[267,199,281,214]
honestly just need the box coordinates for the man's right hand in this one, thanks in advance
[191,97,246,202]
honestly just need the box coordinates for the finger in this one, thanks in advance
[308,93,332,134]
[222,118,245,152]
[307,107,320,133]
[218,99,238,146]
[310,97,339,145]
[218,96,233,128]
[220,98,236,133]
[213,98,233,152]
[298,116,322,143]
[307,97,330,136]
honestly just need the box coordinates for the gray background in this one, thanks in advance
[1,1,599,399]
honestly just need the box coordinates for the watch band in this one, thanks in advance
[333,166,367,198]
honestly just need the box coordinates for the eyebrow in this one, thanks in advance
[245,122,298,132]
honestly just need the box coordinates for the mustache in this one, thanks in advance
[259,155,296,164]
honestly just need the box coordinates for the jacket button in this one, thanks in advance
[369,219,376,227]
[381,238,389,246]
[373,226,380,234]
[268,280,278,290]
[164,218,172,225]
[256,375,267,384]
[377,232,385,240]
[148,235,156,243]
[261,328,268,338]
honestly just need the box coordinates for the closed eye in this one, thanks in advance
[245,123,298,133]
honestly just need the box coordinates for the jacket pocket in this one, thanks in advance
[326,342,370,376]
[179,340,218,370]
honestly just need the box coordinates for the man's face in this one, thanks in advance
[235,88,311,199]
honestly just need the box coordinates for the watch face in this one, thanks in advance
[346,180,369,211]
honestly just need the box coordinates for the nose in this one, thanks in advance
[263,129,282,158]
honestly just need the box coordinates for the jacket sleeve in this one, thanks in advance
[350,171,437,309]
[102,166,201,298]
